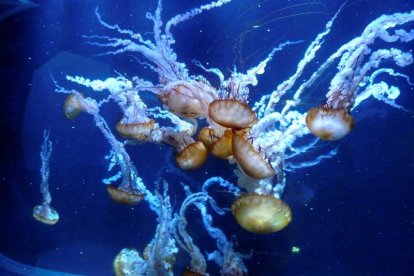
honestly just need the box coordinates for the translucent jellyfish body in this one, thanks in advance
[106,184,144,205]
[116,119,155,141]
[32,204,59,225]
[306,106,355,141]
[160,80,217,119]
[113,248,145,276]
[231,194,292,234]
[63,93,86,120]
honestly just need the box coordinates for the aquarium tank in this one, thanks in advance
[1,0,413,275]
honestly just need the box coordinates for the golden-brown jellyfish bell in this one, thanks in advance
[211,129,233,159]
[306,106,355,141]
[113,248,141,276]
[231,194,292,234]
[160,80,217,119]
[63,93,85,120]
[198,127,218,149]
[198,127,233,158]
[208,99,257,129]
[116,119,155,141]
[32,204,59,225]
[176,141,208,170]
[232,132,275,179]
[106,184,144,205]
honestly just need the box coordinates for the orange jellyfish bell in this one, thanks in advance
[232,194,292,234]
[306,106,355,141]
[176,141,208,170]
[211,129,233,159]
[198,126,218,149]
[232,132,275,179]
[32,204,59,225]
[116,119,155,141]
[160,81,216,118]
[106,184,144,205]
[63,93,85,120]
[208,99,256,129]
[113,248,141,276]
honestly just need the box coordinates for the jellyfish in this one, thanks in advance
[63,93,86,120]
[231,194,292,234]
[209,98,256,129]
[199,127,233,159]
[175,140,208,170]
[305,54,360,141]
[115,93,156,141]
[32,130,59,225]
[301,11,414,140]
[232,131,275,179]
[113,248,146,276]
[105,184,145,206]
[159,79,218,119]
[157,127,208,170]
[207,73,257,130]
[305,106,355,141]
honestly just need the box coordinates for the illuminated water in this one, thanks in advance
[1,0,413,275]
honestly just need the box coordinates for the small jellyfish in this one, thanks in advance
[32,130,59,225]
[176,141,208,170]
[113,248,145,276]
[306,106,355,141]
[210,129,233,159]
[63,93,86,120]
[116,93,156,141]
[106,184,145,206]
[232,194,292,234]
[32,204,59,225]
[198,127,233,159]
[116,119,155,141]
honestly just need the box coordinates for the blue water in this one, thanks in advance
[1,0,414,275]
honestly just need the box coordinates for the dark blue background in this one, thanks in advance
[1,0,413,275]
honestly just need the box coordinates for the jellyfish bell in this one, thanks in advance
[116,119,155,141]
[211,129,233,159]
[63,93,86,120]
[198,126,219,149]
[231,194,292,234]
[232,132,275,179]
[32,204,59,225]
[159,80,217,119]
[176,141,208,170]
[306,106,355,141]
[106,184,144,205]
[113,248,142,276]
[208,99,257,129]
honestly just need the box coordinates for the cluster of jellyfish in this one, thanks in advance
[32,0,414,275]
